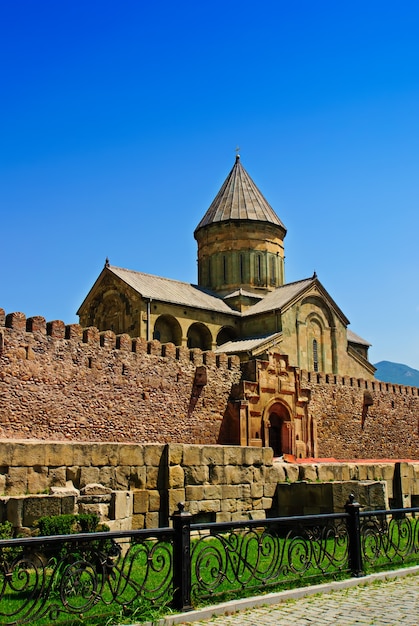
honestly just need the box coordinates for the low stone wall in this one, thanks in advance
[0,441,418,533]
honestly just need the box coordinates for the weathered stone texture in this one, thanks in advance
[0,321,240,445]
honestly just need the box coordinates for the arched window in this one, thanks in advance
[255,254,262,284]
[313,339,319,372]
[223,256,227,283]
[270,255,276,285]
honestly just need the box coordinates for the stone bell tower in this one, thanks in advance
[194,155,287,308]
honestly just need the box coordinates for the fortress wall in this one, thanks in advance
[0,309,241,444]
[300,370,419,459]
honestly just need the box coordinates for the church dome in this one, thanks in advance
[194,156,287,300]
[194,155,286,233]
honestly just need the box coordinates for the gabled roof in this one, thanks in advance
[215,332,283,355]
[242,276,350,326]
[78,265,240,316]
[347,329,371,347]
[195,155,286,233]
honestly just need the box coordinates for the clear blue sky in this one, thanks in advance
[1,1,418,368]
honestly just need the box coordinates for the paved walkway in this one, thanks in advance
[146,567,419,626]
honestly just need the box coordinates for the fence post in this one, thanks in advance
[171,502,193,612]
[345,493,364,577]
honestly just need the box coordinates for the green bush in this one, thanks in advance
[35,513,112,562]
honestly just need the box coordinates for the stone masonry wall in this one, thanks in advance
[0,441,282,530]
[0,309,241,443]
[300,371,419,459]
[1,441,419,533]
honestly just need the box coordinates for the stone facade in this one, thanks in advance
[1,307,419,459]
[0,440,418,532]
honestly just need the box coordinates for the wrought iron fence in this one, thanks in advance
[0,527,174,625]
[0,496,419,624]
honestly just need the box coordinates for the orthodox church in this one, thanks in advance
[78,156,375,381]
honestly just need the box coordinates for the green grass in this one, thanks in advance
[1,517,419,625]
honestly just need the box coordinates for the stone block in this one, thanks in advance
[169,465,184,489]
[199,499,220,513]
[249,510,266,520]
[221,498,238,513]
[145,466,159,490]
[131,514,145,530]
[262,447,274,466]
[144,445,165,467]
[7,498,24,527]
[243,447,264,467]
[79,467,100,488]
[78,503,109,521]
[73,444,95,466]
[221,485,241,499]
[182,445,201,466]
[111,491,133,520]
[201,446,224,466]
[118,444,144,467]
[27,466,49,494]
[66,466,81,487]
[185,485,204,501]
[350,464,361,480]
[168,489,185,517]
[168,444,183,466]
[250,483,264,498]
[216,512,232,522]
[0,444,12,466]
[263,483,278,498]
[45,443,74,467]
[203,485,222,499]
[91,443,119,467]
[317,464,339,482]
[268,463,287,483]
[81,483,112,495]
[357,464,369,480]
[129,466,146,489]
[224,447,243,466]
[115,466,131,490]
[225,466,253,485]
[299,464,318,482]
[148,490,160,512]
[23,496,62,527]
[209,465,225,484]
[145,512,160,529]
[231,512,249,521]
[6,467,28,495]
[133,490,149,514]
[98,466,116,489]
[11,442,45,467]
[184,465,208,485]
[60,495,77,515]
[0,474,6,495]
[284,464,299,482]
[49,467,67,487]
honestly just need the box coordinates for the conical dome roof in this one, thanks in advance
[195,155,286,233]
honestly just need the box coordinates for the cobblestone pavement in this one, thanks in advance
[177,573,419,626]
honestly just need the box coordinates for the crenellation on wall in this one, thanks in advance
[301,368,419,397]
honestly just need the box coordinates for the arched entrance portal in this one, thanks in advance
[267,403,292,457]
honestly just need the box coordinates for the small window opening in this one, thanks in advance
[313,339,318,372]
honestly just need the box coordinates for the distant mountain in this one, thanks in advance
[374,361,419,387]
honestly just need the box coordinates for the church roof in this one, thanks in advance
[195,155,286,232]
[347,329,371,346]
[215,332,283,355]
[105,265,239,315]
[241,277,316,316]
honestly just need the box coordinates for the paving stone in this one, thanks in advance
[174,571,419,626]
